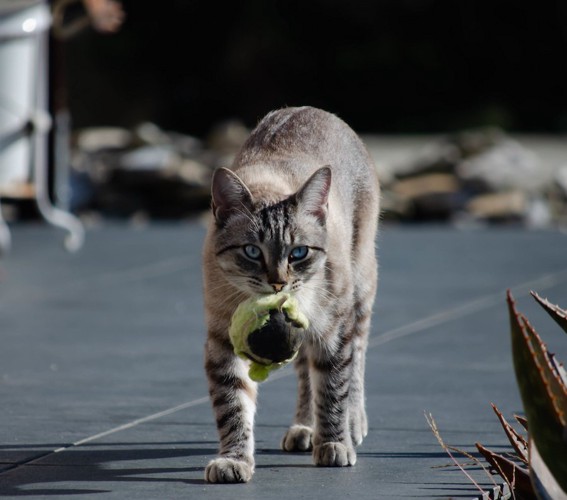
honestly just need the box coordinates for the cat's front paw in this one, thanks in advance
[204,457,254,483]
[349,406,368,446]
[281,424,313,452]
[313,442,356,467]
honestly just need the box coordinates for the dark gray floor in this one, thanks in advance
[1,222,567,499]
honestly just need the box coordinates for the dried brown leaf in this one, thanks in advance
[475,442,535,499]
[425,412,489,494]
[491,403,528,464]
[514,415,528,432]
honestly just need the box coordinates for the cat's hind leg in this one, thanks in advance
[348,332,369,446]
[281,345,314,452]
[347,280,375,447]
[204,336,257,483]
[348,187,379,447]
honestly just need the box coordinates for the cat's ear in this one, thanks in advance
[295,166,332,224]
[211,167,253,224]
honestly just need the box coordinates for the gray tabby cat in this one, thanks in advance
[202,106,380,483]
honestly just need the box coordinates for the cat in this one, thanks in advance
[202,106,380,483]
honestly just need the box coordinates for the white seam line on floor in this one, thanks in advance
[369,267,567,349]
[52,266,567,453]
[4,266,567,471]
[53,396,210,453]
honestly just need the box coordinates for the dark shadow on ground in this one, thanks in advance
[0,444,214,496]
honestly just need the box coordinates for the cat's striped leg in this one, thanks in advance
[204,335,257,483]
[348,332,368,446]
[310,330,357,467]
[349,250,377,446]
[281,345,314,452]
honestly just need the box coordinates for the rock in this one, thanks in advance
[119,145,178,172]
[391,127,504,180]
[76,127,133,152]
[449,127,504,157]
[135,122,201,156]
[207,119,249,154]
[394,141,461,179]
[389,174,463,221]
[456,139,543,193]
[525,197,553,228]
[379,190,412,220]
[175,158,211,186]
[391,173,460,199]
[136,122,172,145]
[466,191,527,221]
[410,192,464,221]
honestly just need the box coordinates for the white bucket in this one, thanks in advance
[0,1,51,186]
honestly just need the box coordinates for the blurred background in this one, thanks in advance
[3,4,567,496]
[66,0,567,135]
[2,0,567,246]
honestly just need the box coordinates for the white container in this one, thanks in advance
[0,0,51,186]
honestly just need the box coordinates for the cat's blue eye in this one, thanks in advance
[289,246,309,261]
[243,244,262,260]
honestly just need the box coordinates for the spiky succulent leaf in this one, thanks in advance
[519,315,567,426]
[531,291,567,335]
[515,415,529,432]
[475,442,533,497]
[491,403,528,464]
[529,440,567,500]
[547,351,567,387]
[507,291,567,492]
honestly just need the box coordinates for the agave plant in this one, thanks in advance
[427,291,567,499]
[474,291,567,499]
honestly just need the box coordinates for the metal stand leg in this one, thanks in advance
[0,198,11,256]
[33,24,84,252]
[33,109,84,252]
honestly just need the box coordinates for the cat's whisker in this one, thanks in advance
[205,282,239,295]
[305,282,340,300]
[302,282,340,303]
[205,280,251,304]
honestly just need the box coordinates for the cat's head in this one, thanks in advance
[210,166,331,296]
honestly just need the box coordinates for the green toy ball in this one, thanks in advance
[229,293,309,382]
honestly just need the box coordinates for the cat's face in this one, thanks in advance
[211,167,331,296]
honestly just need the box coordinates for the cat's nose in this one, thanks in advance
[270,282,286,293]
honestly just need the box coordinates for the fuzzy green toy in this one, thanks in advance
[229,293,309,382]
